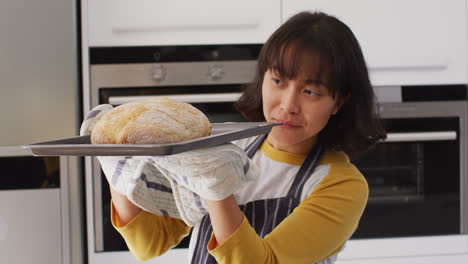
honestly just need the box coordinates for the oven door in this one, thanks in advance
[353,117,461,238]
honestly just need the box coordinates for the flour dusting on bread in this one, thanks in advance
[90,98,212,144]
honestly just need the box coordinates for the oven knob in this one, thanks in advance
[152,65,167,82]
[208,65,224,81]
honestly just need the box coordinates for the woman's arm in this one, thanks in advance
[110,185,191,261]
[207,165,369,263]
[206,195,244,246]
[111,202,191,261]
[109,184,142,226]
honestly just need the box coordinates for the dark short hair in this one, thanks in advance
[235,11,386,156]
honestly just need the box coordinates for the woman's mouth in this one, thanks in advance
[274,119,301,129]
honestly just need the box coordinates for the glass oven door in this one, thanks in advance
[349,99,468,241]
[352,117,461,238]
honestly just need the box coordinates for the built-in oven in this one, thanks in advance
[341,85,468,262]
[84,45,261,263]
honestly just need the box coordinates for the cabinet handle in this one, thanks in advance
[112,21,259,34]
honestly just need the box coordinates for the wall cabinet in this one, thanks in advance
[87,0,281,46]
[282,0,467,86]
[85,0,467,86]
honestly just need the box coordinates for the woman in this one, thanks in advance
[110,11,386,263]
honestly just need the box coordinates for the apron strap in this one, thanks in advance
[287,143,324,199]
[244,134,267,158]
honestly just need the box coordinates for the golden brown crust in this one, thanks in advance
[90,98,212,144]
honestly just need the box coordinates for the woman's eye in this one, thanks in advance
[272,77,282,85]
[304,89,319,96]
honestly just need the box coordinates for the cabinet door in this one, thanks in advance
[282,0,467,86]
[87,0,281,46]
[0,189,62,264]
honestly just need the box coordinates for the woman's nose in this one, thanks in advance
[280,86,300,114]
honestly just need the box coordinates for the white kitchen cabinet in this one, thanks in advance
[283,0,467,86]
[86,0,280,46]
[0,189,62,264]
[0,153,71,264]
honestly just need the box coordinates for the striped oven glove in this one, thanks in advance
[80,104,257,226]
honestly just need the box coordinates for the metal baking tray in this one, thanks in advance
[22,122,281,156]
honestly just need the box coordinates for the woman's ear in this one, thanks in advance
[332,93,351,115]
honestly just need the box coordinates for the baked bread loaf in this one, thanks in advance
[91,98,212,144]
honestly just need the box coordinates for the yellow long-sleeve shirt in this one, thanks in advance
[112,138,368,263]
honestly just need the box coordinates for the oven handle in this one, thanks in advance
[108,93,242,105]
[384,131,457,142]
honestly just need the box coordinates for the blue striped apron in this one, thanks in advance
[191,134,324,264]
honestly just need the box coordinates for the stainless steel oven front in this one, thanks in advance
[84,45,261,263]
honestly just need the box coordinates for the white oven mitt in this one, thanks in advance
[80,104,257,226]
[147,144,257,225]
[150,144,255,201]
[79,104,114,136]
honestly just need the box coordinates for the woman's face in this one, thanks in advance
[262,69,341,155]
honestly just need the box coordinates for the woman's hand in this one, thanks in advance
[206,195,243,246]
